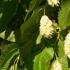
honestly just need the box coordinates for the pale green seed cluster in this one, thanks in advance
[51,60,62,70]
[47,0,59,7]
[39,15,54,38]
[64,32,70,58]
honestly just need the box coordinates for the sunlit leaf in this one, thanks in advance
[58,0,70,30]
[0,31,5,39]
[36,34,42,44]
[33,47,54,70]
[6,31,15,42]
[59,56,68,70]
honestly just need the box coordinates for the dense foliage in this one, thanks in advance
[0,0,70,70]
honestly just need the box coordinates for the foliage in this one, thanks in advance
[0,0,70,70]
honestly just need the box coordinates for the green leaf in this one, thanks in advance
[33,47,54,70]
[33,53,41,70]
[5,28,12,39]
[58,0,70,30]
[6,31,15,42]
[59,56,68,70]
[57,39,65,57]
[1,44,19,70]
[0,31,5,39]
[14,29,21,43]
[9,55,19,70]
[29,0,43,11]
[15,7,43,70]
[36,34,42,44]
[0,13,3,19]
[58,39,68,70]
[0,0,18,32]
[0,30,15,42]
[24,0,44,21]
[20,7,43,43]
[69,68,70,70]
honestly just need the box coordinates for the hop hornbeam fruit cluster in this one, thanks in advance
[51,60,62,70]
[64,32,70,58]
[47,0,59,7]
[39,15,54,38]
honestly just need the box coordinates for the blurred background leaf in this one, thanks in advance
[0,44,19,70]
[0,0,18,32]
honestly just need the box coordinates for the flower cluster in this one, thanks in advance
[64,32,70,58]
[47,0,59,7]
[39,15,54,38]
[51,60,62,70]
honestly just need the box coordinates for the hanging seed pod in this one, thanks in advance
[64,32,70,58]
[51,60,62,70]
[39,15,54,38]
[47,0,59,7]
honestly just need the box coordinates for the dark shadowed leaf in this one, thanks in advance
[0,0,18,32]
[0,44,19,70]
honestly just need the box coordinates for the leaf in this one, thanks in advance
[33,47,54,70]
[15,7,43,70]
[1,44,19,70]
[5,28,12,39]
[20,7,43,43]
[9,55,19,70]
[4,28,15,42]
[58,0,70,30]
[57,39,65,57]
[36,34,42,44]
[69,68,70,70]
[58,39,69,70]
[0,13,3,19]
[24,0,44,21]
[29,0,43,11]
[6,31,15,42]
[0,30,15,42]
[59,56,68,70]
[0,31,5,39]
[0,0,18,32]
[14,29,21,43]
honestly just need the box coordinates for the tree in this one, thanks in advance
[0,0,70,70]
